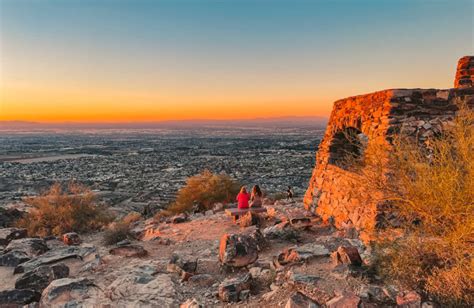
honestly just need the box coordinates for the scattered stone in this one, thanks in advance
[14,245,97,274]
[289,216,313,229]
[326,293,360,308]
[188,274,216,287]
[219,233,258,267]
[213,203,224,212]
[239,289,250,301]
[170,213,187,224]
[396,291,421,308]
[218,273,252,302]
[0,208,24,228]
[241,226,266,251]
[262,222,298,241]
[109,244,148,258]
[0,228,27,245]
[15,263,69,293]
[331,246,362,266]
[0,250,30,267]
[180,271,194,282]
[168,252,198,274]
[116,239,131,246]
[205,210,214,216]
[0,289,41,306]
[287,272,320,286]
[40,278,106,307]
[180,298,203,308]
[5,238,49,257]
[275,243,329,267]
[286,291,320,308]
[62,232,81,246]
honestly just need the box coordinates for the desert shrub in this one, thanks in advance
[103,222,131,245]
[354,106,474,306]
[167,170,240,214]
[122,211,142,225]
[16,182,114,237]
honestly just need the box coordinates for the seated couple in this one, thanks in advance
[236,185,263,209]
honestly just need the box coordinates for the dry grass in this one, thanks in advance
[16,182,114,237]
[103,222,131,245]
[165,170,240,214]
[353,106,474,306]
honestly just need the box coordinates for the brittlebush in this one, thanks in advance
[16,182,113,237]
[360,106,474,306]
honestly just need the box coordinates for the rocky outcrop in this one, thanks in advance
[219,233,258,267]
[305,57,474,239]
[455,56,474,88]
[0,228,27,245]
[15,263,69,293]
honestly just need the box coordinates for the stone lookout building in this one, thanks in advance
[304,56,474,240]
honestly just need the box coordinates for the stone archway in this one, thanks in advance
[328,127,368,169]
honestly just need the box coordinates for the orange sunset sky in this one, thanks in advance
[0,0,472,123]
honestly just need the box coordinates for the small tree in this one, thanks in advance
[167,170,240,214]
[17,182,113,237]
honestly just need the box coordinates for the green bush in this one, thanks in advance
[167,170,240,214]
[16,182,114,237]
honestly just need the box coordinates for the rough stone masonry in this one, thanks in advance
[304,56,474,241]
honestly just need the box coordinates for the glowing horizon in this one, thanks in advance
[1,0,472,123]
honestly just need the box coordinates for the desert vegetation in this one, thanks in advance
[350,106,474,306]
[16,182,113,237]
[164,170,240,214]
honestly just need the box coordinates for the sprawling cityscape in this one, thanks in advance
[0,125,325,215]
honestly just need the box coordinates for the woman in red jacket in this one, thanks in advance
[236,186,250,209]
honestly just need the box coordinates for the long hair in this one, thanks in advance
[239,186,247,194]
[251,185,262,197]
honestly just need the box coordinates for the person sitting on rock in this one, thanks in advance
[249,185,263,208]
[236,186,250,209]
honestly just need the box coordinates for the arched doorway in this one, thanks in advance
[328,127,368,169]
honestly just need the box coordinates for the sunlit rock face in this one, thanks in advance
[305,57,474,241]
[454,56,474,88]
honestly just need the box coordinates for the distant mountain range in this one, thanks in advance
[0,117,328,130]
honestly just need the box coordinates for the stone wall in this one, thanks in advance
[454,56,474,88]
[305,57,474,240]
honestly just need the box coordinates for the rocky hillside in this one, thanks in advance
[0,199,426,307]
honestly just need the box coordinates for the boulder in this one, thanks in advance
[331,246,362,266]
[0,250,30,267]
[218,273,252,302]
[15,263,69,293]
[106,266,176,307]
[0,289,41,306]
[241,226,266,251]
[6,238,49,257]
[180,298,203,308]
[275,243,329,267]
[219,233,258,267]
[396,291,421,308]
[213,203,224,212]
[62,232,81,246]
[287,272,320,287]
[326,293,361,308]
[286,292,320,308]
[0,228,27,245]
[40,278,106,307]
[262,222,298,241]
[109,244,148,258]
[14,245,97,274]
[167,252,198,274]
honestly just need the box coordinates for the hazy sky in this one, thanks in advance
[0,0,472,122]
